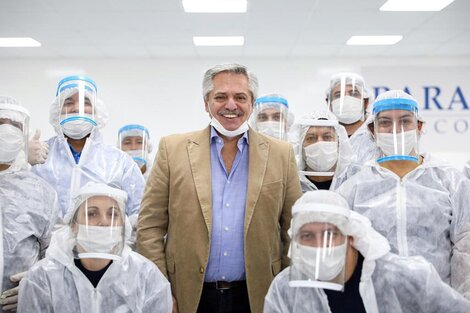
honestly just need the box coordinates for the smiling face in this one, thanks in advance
[205,72,253,131]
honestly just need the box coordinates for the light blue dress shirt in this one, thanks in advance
[205,127,249,282]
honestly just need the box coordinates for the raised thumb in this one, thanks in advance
[32,129,41,141]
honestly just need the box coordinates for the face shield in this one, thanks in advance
[56,76,98,139]
[328,73,365,125]
[0,102,30,165]
[118,124,150,169]
[299,119,339,176]
[69,184,128,261]
[252,95,289,140]
[373,98,419,163]
[289,209,349,291]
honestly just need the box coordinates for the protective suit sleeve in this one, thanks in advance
[422,261,470,312]
[281,146,303,269]
[449,177,470,299]
[39,191,60,258]
[121,156,145,217]
[263,275,288,313]
[17,268,53,313]
[137,137,170,277]
[464,161,470,180]
[142,263,173,313]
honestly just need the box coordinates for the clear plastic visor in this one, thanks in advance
[374,109,419,163]
[328,77,365,120]
[252,104,289,140]
[0,108,29,165]
[119,130,149,168]
[58,79,97,125]
[71,195,125,260]
[290,217,348,291]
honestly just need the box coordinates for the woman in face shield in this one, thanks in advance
[337,90,470,299]
[264,190,470,313]
[31,76,145,226]
[17,183,172,313]
[290,111,353,192]
[117,124,153,180]
[250,94,294,141]
[0,96,59,312]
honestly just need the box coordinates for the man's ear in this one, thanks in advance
[367,123,375,137]
[348,236,354,246]
[417,121,423,131]
[363,98,369,111]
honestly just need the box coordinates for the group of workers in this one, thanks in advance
[0,63,469,313]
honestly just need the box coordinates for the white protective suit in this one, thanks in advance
[464,159,470,179]
[32,97,145,222]
[337,153,470,298]
[0,161,59,311]
[264,191,470,313]
[348,117,378,164]
[17,225,172,313]
[289,111,353,192]
[0,99,59,312]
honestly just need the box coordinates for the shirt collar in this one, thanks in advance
[210,126,249,145]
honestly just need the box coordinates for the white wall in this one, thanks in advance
[1,56,469,169]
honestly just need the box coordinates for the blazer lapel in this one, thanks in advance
[187,126,213,234]
[244,129,269,234]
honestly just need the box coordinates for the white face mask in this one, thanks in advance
[256,121,284,139]
[60,114,95,140]
[76,225,123,255]
[331,96,364,124]
[296,243,347,281]
[376,130,417,157]
[210,116,249,138]
[304,141,338,172]
[126,149,147,167]
[0,124,24,164]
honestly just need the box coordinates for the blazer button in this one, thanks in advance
[200,267,204,274]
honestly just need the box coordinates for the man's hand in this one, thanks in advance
[0,271,27,312]
[28,129,49,165]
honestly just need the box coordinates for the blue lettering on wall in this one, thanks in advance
[448,86,469,110]
[423,86,443,110]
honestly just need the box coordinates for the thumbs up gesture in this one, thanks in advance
[28,129,49,165]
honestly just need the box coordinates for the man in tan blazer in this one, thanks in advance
[137,64,302,313]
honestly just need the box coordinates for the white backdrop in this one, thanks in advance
[1,56,469,169]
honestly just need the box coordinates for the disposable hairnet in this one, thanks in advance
[325,72,366,101]
[0,97,30,124]
[370,90,425,123]
[49,97,108,135]
[289,111,353,177]
[337,153,470,297]
[64,182,128,224]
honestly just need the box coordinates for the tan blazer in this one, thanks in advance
[137,126,302,313]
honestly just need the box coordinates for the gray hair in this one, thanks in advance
[202,63,259,104]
